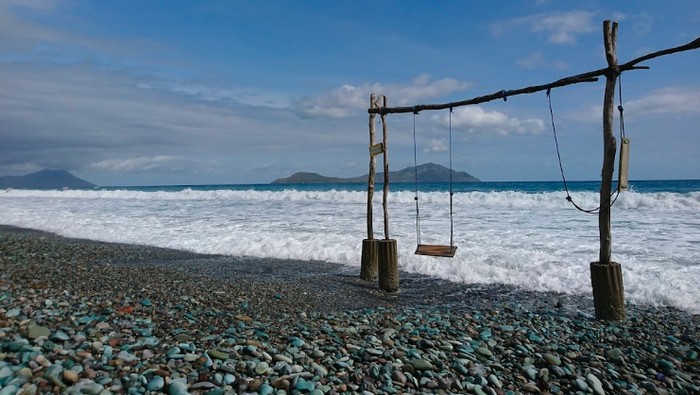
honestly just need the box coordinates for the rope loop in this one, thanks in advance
[546,89,621,214]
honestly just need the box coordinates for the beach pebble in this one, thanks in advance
[1,228,698,395]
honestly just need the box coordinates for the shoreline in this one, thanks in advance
[1,225,698,394]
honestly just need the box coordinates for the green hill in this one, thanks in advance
[0,169,96,189]
[272,163,480,184]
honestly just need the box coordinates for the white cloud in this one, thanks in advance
[516,52,569,70]
[570,86,700,123]
[626,87,700,115]
[440,106,546,136]
[425,139,448,153]
[296,74,472,118]
[492,10,597,45]
[612,11,655,37]
[139,82,290,109]
[89,156,184,172]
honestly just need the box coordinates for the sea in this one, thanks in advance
[1,180,699,314]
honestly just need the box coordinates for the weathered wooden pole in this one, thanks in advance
[377,95,399,292]
[591,20,625,321]
[381,95,390,240]
[360,94,379,281]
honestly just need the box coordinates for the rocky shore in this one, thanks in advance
[1,226,698,394]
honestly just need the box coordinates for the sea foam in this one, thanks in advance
[1,188,698,313]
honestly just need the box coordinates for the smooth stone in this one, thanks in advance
[255,361,270,375]
[273,354,293,364]
[19,383,38,395]
[311,362,327,378]
[575,378,589,391]
[191,382,217,390]
[0,367,12,380]
[476,347,493,357]
[207,350,229,360]
[147,376,165,391]
[543,353,561,366]
[62,370,79,385]
[408,359,433,371]
[16,367,33,379]
[473,385,488,395]
[521,383,540,393]
[0,385,18,395]
[258,384,274,395]
[658,359,674,370]
[169,378,191,395]
[183,353,198,362]
[392,370,407,385]
[488,374,502,388]
[27,324,51,339]
[524,367,537,381]
[294,377,315,392]
[586,373,604,395]
[4,309,20,318]
[116,351,137,362]
[51,330,70,341]
[79,381,105,395]
[605,348,623,360]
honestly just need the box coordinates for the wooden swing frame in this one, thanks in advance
[358,21,699,310]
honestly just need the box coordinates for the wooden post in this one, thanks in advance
[378,239,399,292]
[367,94,377,240]
[377,95,399,292]
[591,20,625,321]
[360,94,379,281]
[381,95,390,240]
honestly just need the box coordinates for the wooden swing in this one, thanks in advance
[412,108,457,258]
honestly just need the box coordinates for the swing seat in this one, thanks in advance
[415,244,457,258]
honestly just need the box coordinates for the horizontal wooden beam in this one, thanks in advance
[368,36,700,115]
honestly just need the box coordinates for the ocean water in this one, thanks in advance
[1,180,699,314]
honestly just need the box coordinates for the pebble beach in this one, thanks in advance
[0,225,698,395]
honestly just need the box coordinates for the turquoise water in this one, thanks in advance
[98,179,700,194]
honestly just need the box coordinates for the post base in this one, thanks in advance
[590,261,626,321]
[360,239,379,281]
[378,239,399,292]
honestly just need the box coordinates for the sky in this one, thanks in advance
[1,1,699,186]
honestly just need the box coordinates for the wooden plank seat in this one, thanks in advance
[415,244,457,258]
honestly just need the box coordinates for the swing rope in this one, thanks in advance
[618,74,627,141]
[412,109,422,246]
[448,107,455,248]
[412,108,456,249]
[546,77,626,214]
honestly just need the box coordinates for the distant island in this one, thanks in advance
[0,169,96,189]
[272,163,480,184]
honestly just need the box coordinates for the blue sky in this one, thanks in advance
[1,0,698,185]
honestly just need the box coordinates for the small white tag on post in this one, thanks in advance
[369,143,384,156]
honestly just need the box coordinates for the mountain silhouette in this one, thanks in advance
[0,169,97,189]
[272,163,480,184]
